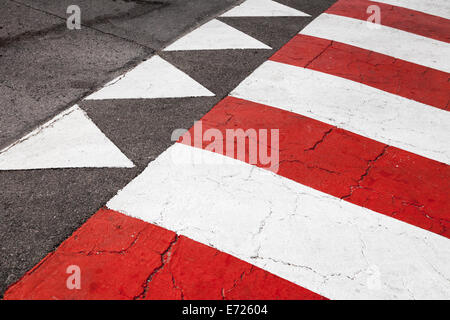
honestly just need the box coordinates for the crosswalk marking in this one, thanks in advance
[300,13,450,73]
[4,0,449,300]
[270,34,450,110]
[373,0,450,20]
[107,143,450,300]
[327,0,450,43]
[180,96,450,238]
[4,208,326,300]
[230,60,450,164]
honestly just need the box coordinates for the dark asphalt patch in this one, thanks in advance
[161,50,272,98]
[0,0,61,40]
[81,97,221,169]
[0,26,150,150]
[0,0,243,151]
[218,16,314,51]
[14,0,240,50]
[278,0,337,16]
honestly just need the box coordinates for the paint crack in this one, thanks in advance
[304,128,334,152]
[221,266,254,300]
[341,145,390,200]
[73,229,145,256]
[133,234,179,300]
[304,41,334,69]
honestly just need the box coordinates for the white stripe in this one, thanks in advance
[373,0,450,20]
[300,13,450,73]
[221,0,310,17]
[85,56,214,100]
[107,144,450,300]
[164,19,271,51]
[230,61,450,164]
[0,106,134,170]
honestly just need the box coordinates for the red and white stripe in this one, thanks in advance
[370,0,450,20]
[328,0,450,42]
[5,0,450,300]
[231,61,450,164]
[270,34,450,110]
[299,13,450,73]
[104,143,450,300]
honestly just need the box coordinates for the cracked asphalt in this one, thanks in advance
[0,0,241,296]
[0,0,338,297]
[1,0,449,300]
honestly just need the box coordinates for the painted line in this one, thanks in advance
[6,0,449,301]
[0,106,134,170]
[327,0,450,43]
[270,34,450,111]
[300,13,450,73]
[180,96,450,238]
[230,60,450,165]
[164,19,271,51]
[106,144,450,300]
[221,0,311,17]
[85,56,214,100]
[3,208,325,300]
[373,0,450,20]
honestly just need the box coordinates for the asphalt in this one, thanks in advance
[0,0,337,296]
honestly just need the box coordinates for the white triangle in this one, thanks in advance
[0,106,135,170]
[164,19,271,51]
[221,0,311,17]
[85,56,214,100]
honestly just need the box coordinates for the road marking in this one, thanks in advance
[85,56,214,100]
[0,106,134,170]
[230,60,450,164]
[164,19,271,51]
[327,0,450,43]
[300,13,450,73]
[107,143,450,300]
[373,0,450,20]
[221,0,310,17]
[270,34,450,110]
[5,0,449,300]
[4,208,326,300]
[181,96,450,238]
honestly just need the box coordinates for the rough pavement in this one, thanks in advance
[0,0,339,297]
[0,0,243,295]
[1,0,449,300]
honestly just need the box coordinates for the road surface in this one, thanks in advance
[0,0,449,299]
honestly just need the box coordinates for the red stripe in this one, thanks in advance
[180,96,450,238]
[4,208,325,300]
[270,34,450,111]
[326,0,450,43]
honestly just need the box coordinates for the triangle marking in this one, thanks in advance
[0,106,135,170]
[221,0,311,17]
[164,19,271,51]
[85,56,214,100]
